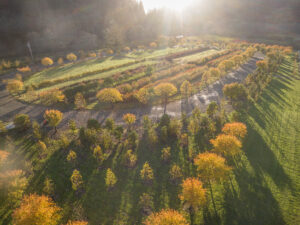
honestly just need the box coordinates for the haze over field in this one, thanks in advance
[0,0,299,57]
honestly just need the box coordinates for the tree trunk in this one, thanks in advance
[189,207,195,225]
[208,179,219,222]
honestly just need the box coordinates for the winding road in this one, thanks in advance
[0,52,264,128]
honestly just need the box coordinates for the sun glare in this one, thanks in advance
[141,0,194,12]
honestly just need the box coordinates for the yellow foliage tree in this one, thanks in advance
[6,79,24,95]
[179,178,206,224]
[144,209,188,225]
[43,109,63,132]
[210,134,242,157]
[135,87,151,104]
[41,57,54,66]
[154,83,177,111]
[140,162,154,184]
[70,169,83,191]
[194,152,232,216]
[96,88,123,105]
[180,80,192,100]
[222,122,247,140]
[12,194,61,225]
[66,53,77,62]
[123,113,136,127]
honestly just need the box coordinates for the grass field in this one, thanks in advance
[24,47,187,88]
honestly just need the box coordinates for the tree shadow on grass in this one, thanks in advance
[223,167,285,225]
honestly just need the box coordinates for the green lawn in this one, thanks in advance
[25,47,188,88]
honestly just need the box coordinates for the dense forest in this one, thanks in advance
[0,0,299,56]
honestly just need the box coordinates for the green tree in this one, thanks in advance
[14,114,31,131]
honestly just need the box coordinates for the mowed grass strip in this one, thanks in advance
[226,56,300,225]
[174,49,221,63]
[25,47,188,87]
[30,61,158,93]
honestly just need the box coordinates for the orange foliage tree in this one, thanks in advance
[210,134,242,157]
[222,122,247,140]
[123,113,136,128]
[12,194,61,225]
[144,209,188,225]
[194,152,232,216]
[41,57,54,66]
[179,178,206,224]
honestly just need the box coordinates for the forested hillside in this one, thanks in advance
[0,0,299,56]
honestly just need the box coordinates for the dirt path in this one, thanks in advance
[0,52,264,128]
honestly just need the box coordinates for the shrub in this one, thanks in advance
[96,88,123,104]
[2,60,11,69]
[74,92,86,109]
[14,114,31,131]
[40,89,65,106]
[66,53,77,62]
[41,57,54,66]
[88,52,97,58]
[6,79,24,95]
[149,42,158,48]
[57,57,64,65]
[17,66,31,73]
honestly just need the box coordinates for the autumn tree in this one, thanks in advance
[209,67,221,78]
[12,194,61,225]
[6,79,24,95]
[154,83,177,113]
[70,169,83,192]
[179,178,206,225]
[206,101,218,118]
[44,110,63,133]
[123,113,136,129]
[232,55,243,66]
[161,147,171,163]
[139,193,154,216]
[41,57,54,66]
[57,57,64,65]
[43,178,54,196]
[93,145,106,168]
[169,164,183,184]
[180,80,192,100]
[256,60,268,73]
[144,209,188,225]
[223,83,248,107]
[105,168,117,190]
[140,162,154,184]
[14,114,31,131]
[123,150,137,168]
[66,53,77,62]
[210,134,242,157]
[96,88,123,106]
[74,92,86,109]
[194,153,232,216]
[135,87,151,104]
[67,150,77,166]
[40,89,65,106]
[222,122,247,140]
